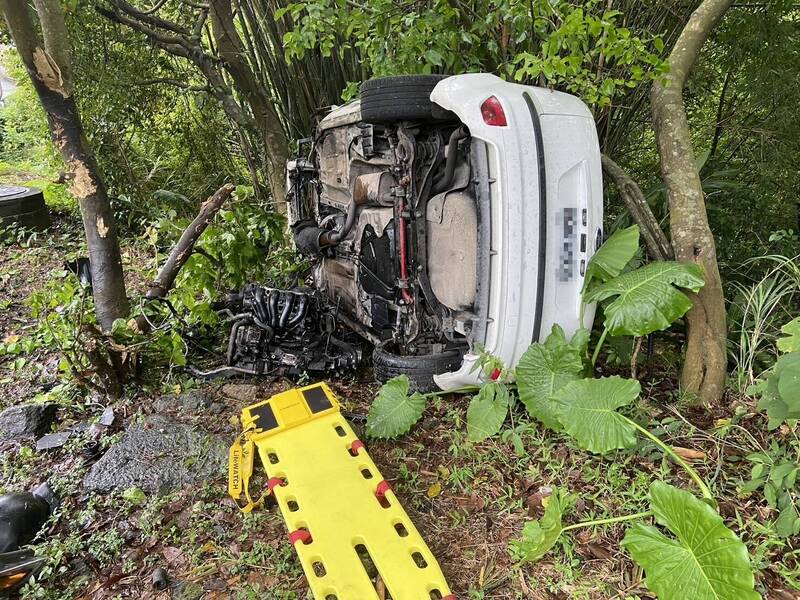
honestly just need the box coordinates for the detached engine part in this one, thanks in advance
[219,285,359,376]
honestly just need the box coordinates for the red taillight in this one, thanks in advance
[480,95,507,126]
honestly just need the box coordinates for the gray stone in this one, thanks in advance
[36,431,71,451]
[99,406,115,427]
[0,404,57,439]
[220,383,260,403]
[153,389,215,414]
[82,415,227,494]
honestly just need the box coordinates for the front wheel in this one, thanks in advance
[372,341,464,392]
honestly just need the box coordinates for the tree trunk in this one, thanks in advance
[209,0,288,207]
[1,0,129,331]
[650,0,733,404]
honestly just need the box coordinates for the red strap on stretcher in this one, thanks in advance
[350,439,365,455]
[267,477,284,491]
[375,480,391,499]
[288,528,312,545]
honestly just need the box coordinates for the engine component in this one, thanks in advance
[219,285,359,376]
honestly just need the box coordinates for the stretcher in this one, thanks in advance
[229,382,455,600]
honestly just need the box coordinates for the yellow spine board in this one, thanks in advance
[231,382,454,600]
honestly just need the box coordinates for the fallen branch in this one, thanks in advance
[147,183,235,299]
[134,183,234,333]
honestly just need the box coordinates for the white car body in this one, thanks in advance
[429,73,603,389]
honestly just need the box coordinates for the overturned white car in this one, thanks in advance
[286,73,603,390]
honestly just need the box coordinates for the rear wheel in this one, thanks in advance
[372,341,464,392]
[359,75,452,124]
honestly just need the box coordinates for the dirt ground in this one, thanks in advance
[0,216,798,600]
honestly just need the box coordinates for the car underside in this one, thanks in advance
[224,73,602,391]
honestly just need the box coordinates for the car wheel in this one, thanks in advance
[373,341,464,392]
[359,75,453,123]
[0,186,50,230]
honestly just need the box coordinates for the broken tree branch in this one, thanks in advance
[146,183,235,300]
[601,154,674,261]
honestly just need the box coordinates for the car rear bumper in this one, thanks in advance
[430,74,603,389]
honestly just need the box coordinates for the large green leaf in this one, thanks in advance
[366,375,426,439]
[777,317,800,354]
[775,352,800,407]
[622,481,759,600]
[509,488,575,564]
[553,376,639,453]
[583,224,640,290]
[516,325,584,431]
[756,352,800,429]
[467,382,510,442]
[584,261,704,337]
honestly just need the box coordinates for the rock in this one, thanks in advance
[221,384,260,403]
[99,406,115,427]
[153,389,215,414]
[82,415,227,494]
[208,402,225,415]
[35,431,71,451]
[0,404,57,439]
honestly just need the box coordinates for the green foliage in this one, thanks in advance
[584,262,705,337]
[741,440,800,539]
[553,376,639,453]
[509,488,574,564]
[622,482,759,600]
[67,13,244,220]
[366,375,426,439]
[511,6,666,107]
[144,195,290,326]
[515,325,585,431]
[777,317,800,353]
[583,224,640,290]
[279,0,666,109]
[0,51,60,172]
[466,382,510,442]
[747,315,800,429]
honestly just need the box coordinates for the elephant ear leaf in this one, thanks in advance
[777,317,800,354]
[509,488,575,564]
[583,224,640,290]
[584,261,704,337]
[553,376,639,453]
[516,325,584,431]
[366,375,426,439]
[466,382,510,442]
[622,481,759,600]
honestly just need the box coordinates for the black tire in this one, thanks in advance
[373,341,464,392]
[0,186,50,230]
[360,75,452,124]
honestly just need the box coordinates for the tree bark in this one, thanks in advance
[600,154,673,262]
[1,0,129,331]
[208,0,288,207]
[650,0,733,404]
